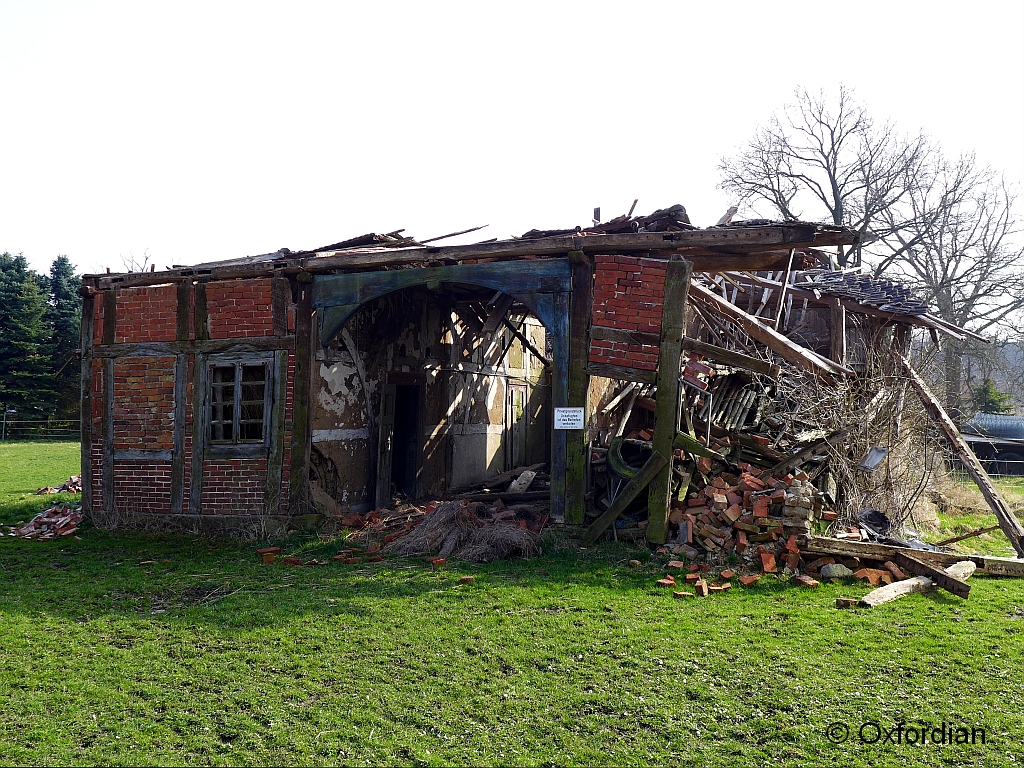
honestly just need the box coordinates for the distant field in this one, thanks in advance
[0,441,82,525]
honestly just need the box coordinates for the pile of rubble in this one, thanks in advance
[35,475,82,494]
[7,504,83,540]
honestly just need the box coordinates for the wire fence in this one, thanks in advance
[0,419,81,442]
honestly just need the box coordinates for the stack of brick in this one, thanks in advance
[7,504,83,540]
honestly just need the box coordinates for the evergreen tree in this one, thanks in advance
[971,377,1015,415]
[0,253,56,416]
[43,255,82,418]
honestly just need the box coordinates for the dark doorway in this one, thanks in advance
[391,384,420,497]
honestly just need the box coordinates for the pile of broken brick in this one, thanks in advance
[34,475,82,495]
[7,504,83,540]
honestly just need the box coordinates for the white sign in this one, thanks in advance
[554,407,585,430]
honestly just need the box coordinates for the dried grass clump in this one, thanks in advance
[455,523,539,562]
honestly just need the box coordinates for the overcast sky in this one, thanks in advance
[2,0,1022,277]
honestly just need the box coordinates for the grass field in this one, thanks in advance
[2,443,1024,766]
[0,440,82,525]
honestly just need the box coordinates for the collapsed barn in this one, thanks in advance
[78,205,1024,567]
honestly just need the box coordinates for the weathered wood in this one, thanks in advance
[102,290,116,345]
[859,560,976,608]
[264,349,289,516]
[933,524,1001,547]
[689,282,852,377]
[501,317,549,366]
[768,429,850,476]
[114,449,173,462]
[829,298,846,365]
[601,382,636,415]
[586,362,657,385]
[289,279,314,512]
[565,251,593,525]
[897,352,1024,557]
[89,336,296,358]
[893,551,971,599]
[582,451,669,546]
[800,535,1024,576]
[462,490,550,502]
[550,291,570,521]
[772,249,795,330]
[188,353,208,514]
[101,358,114,514]
[648,257,692,545]
[91,223,857,290]
[193,282,209,341]
[272,276,290,337]
[481,293,515,334]
[79,289,95,516]
[375,383,396,509]
[175,280,191,340]
[507,469,537,495]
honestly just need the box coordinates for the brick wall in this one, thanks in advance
[114,462,172,515]
[202,459,269,514]
[207,278,275,338]
[113,356,175,450]
[589,255,667,371]
[116,285,178,343]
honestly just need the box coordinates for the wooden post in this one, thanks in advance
[829,298,846,365]
[549,291,570,520]
[265,276,291,516]
[289,274,314,513]
[100,290,116,516]
[188,281,209,515]
[170,280,190,516]
[897,352,1024,557]
[565,250,593,525]
[582,451,668,546]
[647,256,692,545]
[79,286,95,516]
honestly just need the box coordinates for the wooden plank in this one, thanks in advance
[859,561,976,608]
[461,490,549,502]
[933,524,1001,547]
[768,429,850,476]
[481,294,515,334]
[188,353,208,514]
[194,281,209,341]
[549,291,570,520]
[102,290,117,345]
[689,282,852,377]
[565,251,593,525]
[272,276,290,337]
[79,288,95,516]
[114,449,173,462]
[501,317,549,366]
[893,551,971,599]
[586,362,657,385]
[89,337,296,358]
[101,358,114,514]
[289,277,314,512]
[800,535,1024,576]
[582,451,669,546]
[829,298,846,365]
[375,383,396,509]
[170,280,190,516]
[506,469,537,494]
[897,352,1024,557]
[647,256,692,545]
[264,349,289,516]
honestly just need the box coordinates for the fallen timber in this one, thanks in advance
[799,535,1024,577]
[859,560,977,608]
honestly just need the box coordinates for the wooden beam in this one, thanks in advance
[859,560,976,608]
[689,281,852,377]
[800,535,1024,576]
[170,280,190,516]
[933,524,1001,547]
[768,429,850,476]
[289,277,314,513]
[897,352,1024,557]
[88,337,296,358]
[79,289,95,517]
[565,251,593,525]
[101,358,114,515]
[194,281,209,341]
[188,353,208,515]
[586,362,657,385]
[648,256,692,545]
[581,451,668,546]
[893,551,971,599]
[114,449,173,462]
[501,317,549,366]
[481,293,515,334]
[829,298,846,365]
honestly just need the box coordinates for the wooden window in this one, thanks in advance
[208,362,270,445]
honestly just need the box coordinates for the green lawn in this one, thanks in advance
[2,444,1023,766]
[0,440,83,525]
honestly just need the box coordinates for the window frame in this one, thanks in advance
[204,353,273,459]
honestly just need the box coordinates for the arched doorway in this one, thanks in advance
[309,259,572,517]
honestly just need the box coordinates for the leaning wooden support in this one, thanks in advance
[689,281,853,377]
[893,551,971,599]
[582,451,668,547]
[647,256,692,545]
[897,352,1024,558]
[859,560,976,608]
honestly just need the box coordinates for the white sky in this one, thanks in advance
[2,0,1022,277]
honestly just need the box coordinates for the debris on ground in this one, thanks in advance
[34,475,82,494]
[8,504,83,539]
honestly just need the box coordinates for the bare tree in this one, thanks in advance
[718,85,932,267]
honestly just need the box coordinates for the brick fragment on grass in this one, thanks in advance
[694,579,709,597]
[883,561,907,581]
[794,574,820,588]
[672,590,695,599]
[629,559,641,567]
[835,597,858,608]
[459,576,475,584]
[430,558,446,570]
[261,552,276,564]
[666,560,686,570]
[720,569,735,580]
[281,557,302,566]
[656,576,677,588]
[256,547,281,556]
[760,552,777,573]
[738,575,760,587]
